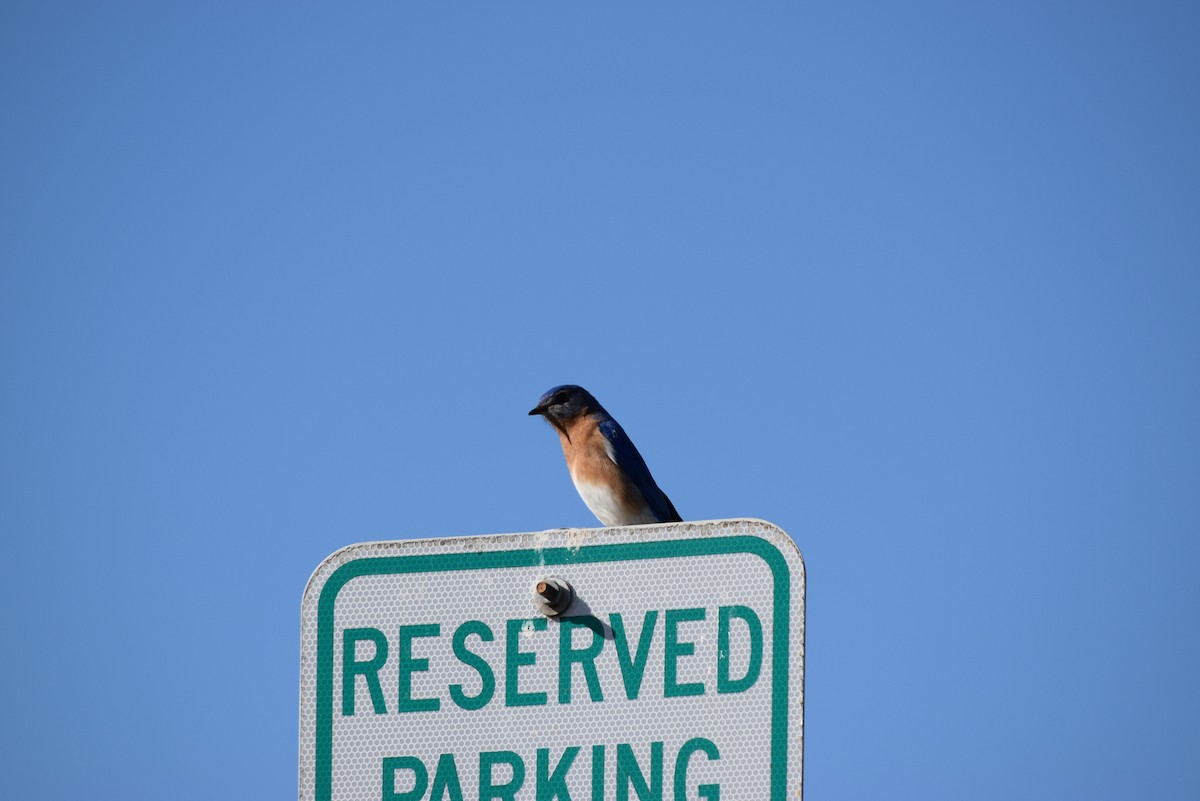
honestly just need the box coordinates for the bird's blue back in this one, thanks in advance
[596,416,681,523]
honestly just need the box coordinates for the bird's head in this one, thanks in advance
[528,384,602,436]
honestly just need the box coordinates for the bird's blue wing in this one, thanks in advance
[597,418,682,522]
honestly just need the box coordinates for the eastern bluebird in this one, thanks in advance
[529,385,681,526]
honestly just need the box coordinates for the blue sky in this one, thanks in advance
[2,2,1197,799]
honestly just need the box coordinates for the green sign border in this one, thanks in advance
[314,535,795,799]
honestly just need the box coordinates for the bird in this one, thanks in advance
[529,384,681,526]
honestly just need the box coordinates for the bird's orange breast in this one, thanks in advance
[558,415,649,515]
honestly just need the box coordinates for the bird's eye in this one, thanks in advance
[552,392,569,405]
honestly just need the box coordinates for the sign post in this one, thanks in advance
[299,518,805,800]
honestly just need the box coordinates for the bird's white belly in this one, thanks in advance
[573,479,658,527]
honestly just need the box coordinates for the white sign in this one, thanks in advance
[299,519,805,800]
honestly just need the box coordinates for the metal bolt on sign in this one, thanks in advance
[534,576,575,616]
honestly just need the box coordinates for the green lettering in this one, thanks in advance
[717,605,762,694]
[664,609,706,698]
[559,616,605,704]
[343,628,388,716]
[450,621,495,711]
[382,756,427,801]
[505,618,548,707]
[536,746,580,801]
[616,742,662,801]
[398,624,441,712]
[609,611,658,701]
[674,738,720,800]
[591,744,605,801]
[479,750,525,801]
[431,753,464,801]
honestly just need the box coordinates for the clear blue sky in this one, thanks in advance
[2,3,1197,799]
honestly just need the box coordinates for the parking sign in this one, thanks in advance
[299,519,805,800]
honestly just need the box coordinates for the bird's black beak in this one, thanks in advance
[528,406,543,416]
